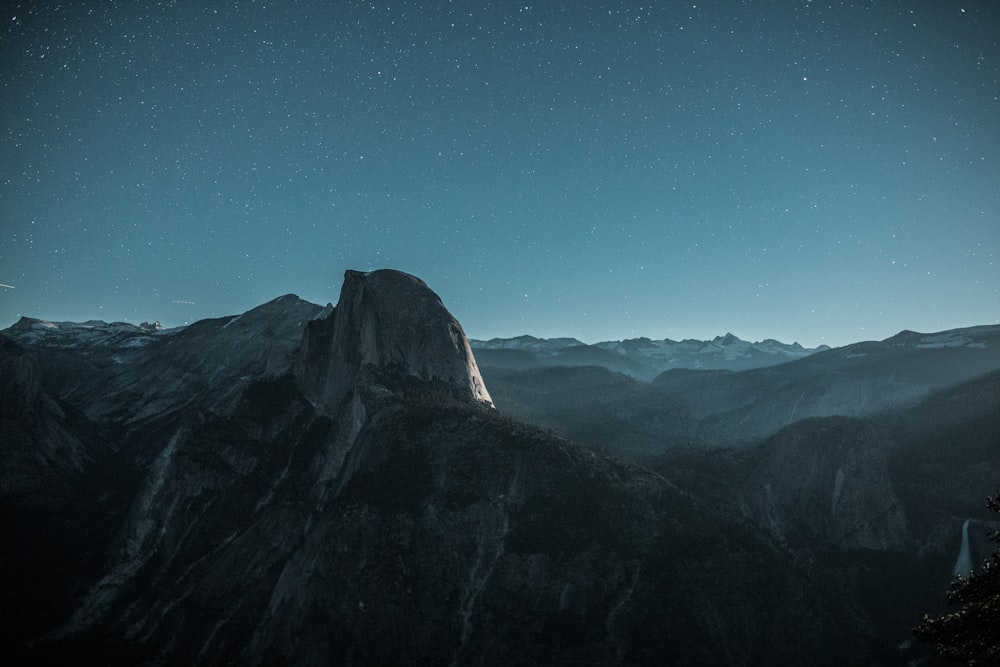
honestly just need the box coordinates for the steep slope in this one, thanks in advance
[885,369,1000,561]
[43,383,850,666]
[643,369,1000,662]
[0,334,124,658]
[2,269,900,665]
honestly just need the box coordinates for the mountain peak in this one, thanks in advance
[298,269,493,411]
[714,333,743,346]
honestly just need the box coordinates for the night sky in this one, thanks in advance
[2,1,997,347]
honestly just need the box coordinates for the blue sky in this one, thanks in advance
[2,1,997,347]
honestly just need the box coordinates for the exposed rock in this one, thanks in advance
[738,416,907,550]
[297,269,492,413]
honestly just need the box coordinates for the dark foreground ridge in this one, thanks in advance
[2,270,997,665]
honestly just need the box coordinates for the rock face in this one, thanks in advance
[738,416,908,550]
[297,269,492,413]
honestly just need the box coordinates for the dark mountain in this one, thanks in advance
[472,335,586,352]
[884,369,1000,542]
[482,365,710,459]
[469,324,1000,463]
[1,269,890,665]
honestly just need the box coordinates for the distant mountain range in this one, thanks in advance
[471,333,828,380]
[478,324,1000,451]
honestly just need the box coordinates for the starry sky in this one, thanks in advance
[2,1,998,348]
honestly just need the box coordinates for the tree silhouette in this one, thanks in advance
[915,492,1000,664]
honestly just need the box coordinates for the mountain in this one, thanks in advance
[650,324,1000,445]
[471,332,827,380]
[471,335,587,353]
[478,325,1000,468]
[2,269,884,665]
[5,294,330,421]
[595,333,826,374]
[296,269,493,412]
[481,365,703,459]
[739,416,908,551]
[470,338,657,379]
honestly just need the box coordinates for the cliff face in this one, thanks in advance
[297,269,492,414]
[738,416,908,550]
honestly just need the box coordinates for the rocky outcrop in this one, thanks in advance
[297,269,492,414]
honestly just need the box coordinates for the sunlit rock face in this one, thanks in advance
[298,269,493,413]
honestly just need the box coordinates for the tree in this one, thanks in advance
[915,492,1000,664]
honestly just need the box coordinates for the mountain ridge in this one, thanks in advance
[13,306,992,380]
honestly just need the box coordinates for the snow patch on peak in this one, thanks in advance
[470,335,585,353]
[4,316,174,349]
[885,325,999,350]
